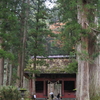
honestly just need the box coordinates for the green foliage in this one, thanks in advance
[78,50,89,60]
[57,0,77,51]
[59,21,81,54]
[65,60,78,73]
[0,86,21,100]
[0,49,14,60]
[90,95,100,100]
[27,4,51,56]
[77,50,94,63]
[57,0,77,22]
[0,0,21,61]
[92,52,100,59]
[24,59,48,75]
[0,0,30,86]
[25,0,57,72]
[57,0,100,62]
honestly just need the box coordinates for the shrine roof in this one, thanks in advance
[31,55,75,59]
[24,55,76,74]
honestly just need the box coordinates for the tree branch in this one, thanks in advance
[85,22,100,34]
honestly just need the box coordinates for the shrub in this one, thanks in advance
[90,95,100,100]
[0,86,21,100]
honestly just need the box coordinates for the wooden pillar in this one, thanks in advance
[29,79,32,95]
[75,80,76,89]
[62,80,64,97]
[44,80,46,96]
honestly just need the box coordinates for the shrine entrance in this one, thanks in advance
[24,72,76,100]
[48,81,62,98]
[33,73,76,99]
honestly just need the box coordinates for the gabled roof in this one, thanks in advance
[24,55,76,76]
[28,55,75,73]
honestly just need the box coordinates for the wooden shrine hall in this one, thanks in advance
[24,55,76,100]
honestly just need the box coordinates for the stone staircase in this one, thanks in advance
[36,98,76,100]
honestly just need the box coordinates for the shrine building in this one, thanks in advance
[24,55,76,100]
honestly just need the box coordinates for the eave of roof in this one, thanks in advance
[31,55,75,59]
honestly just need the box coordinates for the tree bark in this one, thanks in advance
[16,0,29,88]
[0,38,4,85]
[6,59,10,85]
[9,63,12,85]
[76,0,100,99]
[16,53,22,87]
[32,74,36,94]
[76,1,90,100]
[20,0,29,87]
[0,58,4,85]
[6,59,12,85]
[76,44,82,100]
[76,43,90,100]
[89,34,100,99]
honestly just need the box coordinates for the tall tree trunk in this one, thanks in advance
[16,0,29,87]
[31,0,40,94]
[32,74,36,94]
[76,42,90,100]
[0,38,4,85]
[89,34,100,99]
[16,53,22,87]
[6,59,10,85]
[20,0,25,88]
[0,58,4,85]
[9,63,12,85]
[21,22,25,88]
[76,44,82,100]
[6,59,12,85]
[20,0,29,88]
[76,1,90,100]
[32,57,37,95]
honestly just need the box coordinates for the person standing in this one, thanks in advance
[34,94,36,100]
[32,93,36,100]
[57,93,60,100]
[49,92,54,100]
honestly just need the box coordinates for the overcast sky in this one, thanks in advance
[45,0,56,9]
